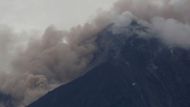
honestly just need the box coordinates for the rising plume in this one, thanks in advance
[0,0,190,106]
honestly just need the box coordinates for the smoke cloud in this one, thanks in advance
[113,0,190,48]
[0,0,190,107]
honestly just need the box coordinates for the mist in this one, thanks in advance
[0,0,190,107]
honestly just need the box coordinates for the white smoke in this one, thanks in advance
[0,0,190,107]
[151,17,190,48]
[113,0,190,48]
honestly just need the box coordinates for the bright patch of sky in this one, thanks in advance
[0,0,117,32]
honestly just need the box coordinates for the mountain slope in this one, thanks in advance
[28,21,190,107]
[0,92,14,107]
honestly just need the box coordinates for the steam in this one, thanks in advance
[150,17,190,48]
[113,0,190,23]
[0,0,190,107]
[113,0,190,48]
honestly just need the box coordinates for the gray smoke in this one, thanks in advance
[0,0,190,107]
[0,14,112,106]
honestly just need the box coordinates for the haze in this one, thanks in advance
[0,0,117,31]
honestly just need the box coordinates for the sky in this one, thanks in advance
[0,0,117,32]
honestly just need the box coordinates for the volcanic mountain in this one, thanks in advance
[28,21,190,107]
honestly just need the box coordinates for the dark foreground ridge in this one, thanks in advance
[0,92,14,107]
[28,21,190,107]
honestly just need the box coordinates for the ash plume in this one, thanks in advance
[0,0,190,107]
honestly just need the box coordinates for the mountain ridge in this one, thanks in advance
[28,20,190,107]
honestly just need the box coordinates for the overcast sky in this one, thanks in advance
[0,0,117,31]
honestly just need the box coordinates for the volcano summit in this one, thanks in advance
[28,20,190,107]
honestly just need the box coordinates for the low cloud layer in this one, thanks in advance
[0,0,190,107]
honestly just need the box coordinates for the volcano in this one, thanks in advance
[28,21,190,107]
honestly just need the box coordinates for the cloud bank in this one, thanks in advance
[0,0,190,106]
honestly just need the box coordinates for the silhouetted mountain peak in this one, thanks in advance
[28,20,190,107]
